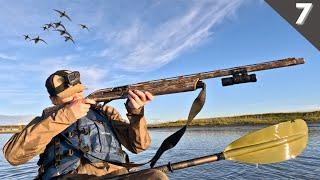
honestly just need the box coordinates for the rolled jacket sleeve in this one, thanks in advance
[3,105,77,166]
[98,105,151,154]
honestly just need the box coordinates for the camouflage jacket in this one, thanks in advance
[3,104,151,177]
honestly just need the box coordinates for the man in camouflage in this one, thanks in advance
[3,70,168,180]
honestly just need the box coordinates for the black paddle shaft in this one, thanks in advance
[154,152,225,173]
[99,153,225,179]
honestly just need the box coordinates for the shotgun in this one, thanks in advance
[87,57,304,102]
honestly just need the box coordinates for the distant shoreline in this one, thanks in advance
[1,111,320,133]
[147,111,320,128]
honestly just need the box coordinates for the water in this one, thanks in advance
[0,124,319,179]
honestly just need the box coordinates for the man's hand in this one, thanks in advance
[66,96,96,119]
[127,90,153,110]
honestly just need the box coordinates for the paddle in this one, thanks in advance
[98,119,308,179]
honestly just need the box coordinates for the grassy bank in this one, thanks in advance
[148,111,320,128]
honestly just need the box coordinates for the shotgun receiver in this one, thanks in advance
[87,57,304,102]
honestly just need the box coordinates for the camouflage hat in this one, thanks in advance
[45,70,86,98]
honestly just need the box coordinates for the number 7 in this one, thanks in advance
[296,3,313,25]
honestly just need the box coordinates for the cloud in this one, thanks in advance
[99,0,244,72]
[0,53,17,61]
[20,54,109,84]
[73,66,109,89]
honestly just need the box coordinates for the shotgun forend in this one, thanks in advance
[87,57,304,102]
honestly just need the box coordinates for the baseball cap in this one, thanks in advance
[45,70,86,98]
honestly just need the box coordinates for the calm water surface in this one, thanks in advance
[0,124,319,179]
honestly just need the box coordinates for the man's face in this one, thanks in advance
[50,91,84,105]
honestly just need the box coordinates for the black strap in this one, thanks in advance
[149,82,206,167]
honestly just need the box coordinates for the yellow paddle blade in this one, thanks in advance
[223,119,308,164]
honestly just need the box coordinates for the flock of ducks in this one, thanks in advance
[24,9,89,45]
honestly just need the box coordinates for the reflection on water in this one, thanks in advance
[0,124,319,179]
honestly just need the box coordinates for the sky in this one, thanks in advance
[0,0,319,123]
